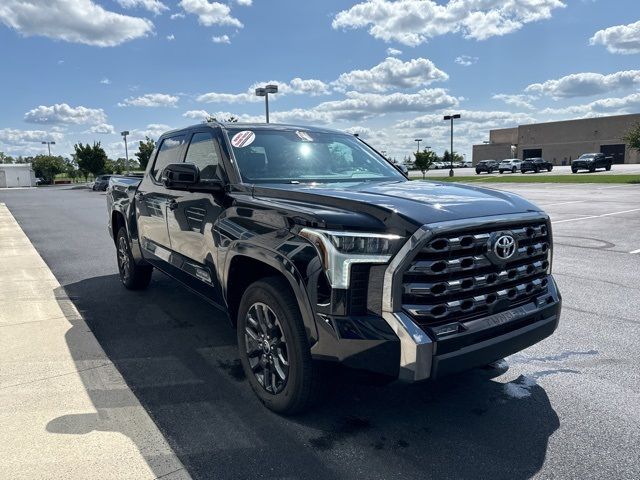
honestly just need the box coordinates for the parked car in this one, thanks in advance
[571,153,612,173]
[92,175,112,191]
[521,158,553,173]
[498,159,522,173]
[475,159,499,174]
[461,160,473,168]
[35,177,45,185]
[432,161,444,169]
[108,122,561,414]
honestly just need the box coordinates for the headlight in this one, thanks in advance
[299,228,403,289]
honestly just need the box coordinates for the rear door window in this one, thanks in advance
[151,135,186,182]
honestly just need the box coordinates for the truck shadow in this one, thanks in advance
[52,273,559,480]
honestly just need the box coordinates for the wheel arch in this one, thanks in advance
[224,249,319,345]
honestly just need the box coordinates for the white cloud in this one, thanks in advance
[590,20,640,55]
[492,93,535,109]
[386,47,402,56]
[0,0,153,47]
[197,77,330,103]
[170,12,185,19]
[178,0,242,28]
[396,109,535,129]
[343,126,373,137]
[236,0,252,5]
[166,34,175,40]
[455,55,478,66]
[332,0,565,46]
[314,89,459,121]
[118,93,179,107]
[183,110,212,120]
[212,34,230,43]
[116,0,168,16]
[0,128,64,145]
[525,70,640,99]
[183,110,262,122]
[24,103,107,125]
[100,78,111,85]
[87,123,116,134]
[540,92,640,118]
[136,123,173,139]
[333,57,448,92]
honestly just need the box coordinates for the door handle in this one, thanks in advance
[168,199,178,211]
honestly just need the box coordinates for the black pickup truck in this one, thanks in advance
[107,122,561,413]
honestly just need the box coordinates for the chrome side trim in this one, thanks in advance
[381,212,549,382]
[382,225,434,381]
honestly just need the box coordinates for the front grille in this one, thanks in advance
[402,221,551,326]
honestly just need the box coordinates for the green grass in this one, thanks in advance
[411,174,640,184]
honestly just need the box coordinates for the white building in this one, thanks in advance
[0,164,36,188]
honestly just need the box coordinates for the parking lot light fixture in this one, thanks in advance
[121,131,130,174]
[255,84,278,123]
[443,114,461,177]
[414,138,423,153]
[41,141,56,156]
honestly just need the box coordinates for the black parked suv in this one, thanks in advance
[571,153,612,173]
[475,159,499,174]
[107,122,561,414]
[521,158,553,173]
[93,175,112,191]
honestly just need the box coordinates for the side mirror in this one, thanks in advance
[162,163,199,189]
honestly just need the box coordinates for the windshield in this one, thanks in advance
[579,154,596,159]
[227,128,403,184]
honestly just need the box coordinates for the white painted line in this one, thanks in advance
[553,208,640,224]
[630,248,640,255]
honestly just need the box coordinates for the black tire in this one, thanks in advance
[512,167,517,173]
[237,276,322,414]
[499,170,503,174]
[605,164,611,171]
[548,167,552,172]
[589,165,596,173]
[534,167,539,173]
[116,227,152,290]
[488,168,493,174]
[476,169,481,175]
[572,168,578,174]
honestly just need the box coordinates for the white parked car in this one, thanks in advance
[432,161,445,169]
[461,160,473,168]
[498,159,522,173]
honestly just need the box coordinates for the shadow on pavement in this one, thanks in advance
[53,272,559,480]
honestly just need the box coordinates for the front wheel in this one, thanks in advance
[117,227,152,290]
[512,167,517,173]
[237,277,323,414]
[476,169,481,175]
[572,168,578,174]
[605,164,611,171]
[499,170,503,174]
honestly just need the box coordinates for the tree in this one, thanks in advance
[414,149,437,179]
[135,137,155,170]
[0,152,15,164]
[32,155,65,184]
[205,115,238,123]
[74,142,107,178]
[442,149,451,166]
[623,122,640,151]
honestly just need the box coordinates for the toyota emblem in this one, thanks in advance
[494,234,516,260]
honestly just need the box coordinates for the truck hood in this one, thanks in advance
[252,180,542,234]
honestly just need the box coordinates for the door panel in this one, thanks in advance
[166,130,226,305]
[136,134,186,263]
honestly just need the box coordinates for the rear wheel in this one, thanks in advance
[605,164,611,171]
[572,167,578,173]
[534,166,539,173]
[589,165,596,173]
[512,167,517,173]
[237,277,322,414]
[547,166,552,172]
[117,227,152,290]
[476,169,481,175]
[499,170,503,174]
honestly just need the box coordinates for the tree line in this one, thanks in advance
[0,137,156,184]
[412,149,464,178]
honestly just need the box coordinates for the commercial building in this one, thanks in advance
[472,113,640,165]
[0,164,36,188]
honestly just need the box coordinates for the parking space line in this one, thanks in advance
[552,208,640,224]
[539,200,585,207]
[630,248,640,255]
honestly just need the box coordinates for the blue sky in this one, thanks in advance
[1,0,639,161]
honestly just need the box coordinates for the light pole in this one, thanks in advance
[414,138,423,153]
[121,131,130,174]
[443,114,461,177]
[41,141,56,156]
[255,84,278,123]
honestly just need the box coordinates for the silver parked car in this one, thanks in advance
[498,159,522,173]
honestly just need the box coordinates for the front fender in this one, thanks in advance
[222,242,320,346]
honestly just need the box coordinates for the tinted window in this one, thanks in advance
[185,132,223,180]
[151,135,185,182]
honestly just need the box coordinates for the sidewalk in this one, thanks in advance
[0,203,190,480]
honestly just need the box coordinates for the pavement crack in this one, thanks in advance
[0,363,111,391]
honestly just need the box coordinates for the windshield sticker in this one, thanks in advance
[296,131,313,142]
[231,131,255,148]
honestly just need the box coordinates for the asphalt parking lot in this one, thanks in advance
[1,182,639,480]
[410,163,640,177]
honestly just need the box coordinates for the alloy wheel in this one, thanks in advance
[244,302,289,394]
[118,236,131,282]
